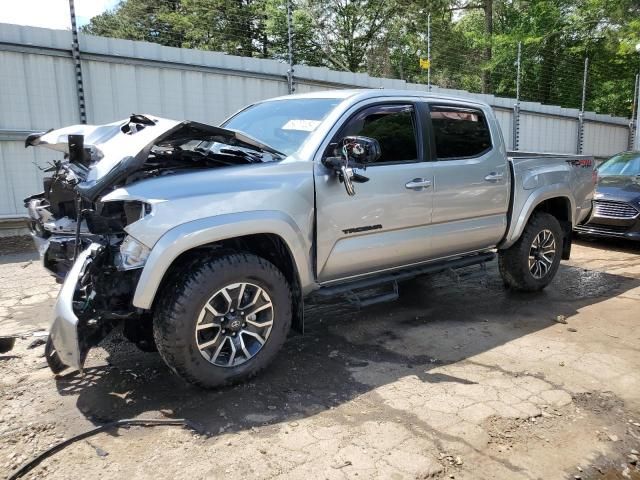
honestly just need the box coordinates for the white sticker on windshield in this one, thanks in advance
[282,119,321,131]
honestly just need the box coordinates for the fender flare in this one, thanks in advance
[132,210,314,309]
[500,185,575,249]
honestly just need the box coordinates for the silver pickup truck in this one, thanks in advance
[25,90,596,388]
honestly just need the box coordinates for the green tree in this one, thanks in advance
[83,0,640,116]
[83,0,183,46]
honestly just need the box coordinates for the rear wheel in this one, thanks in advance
[153,253,292,388]
[499,212,563,292]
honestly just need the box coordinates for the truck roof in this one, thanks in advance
[263,89,491,109]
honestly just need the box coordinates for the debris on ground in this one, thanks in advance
[26,338,46,349]
[0,336,16,353]
[86,441,109,458]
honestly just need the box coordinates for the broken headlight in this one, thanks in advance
[117,235,151,270]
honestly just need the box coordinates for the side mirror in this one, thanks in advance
[340,136,382,165]
[323,136,379,196]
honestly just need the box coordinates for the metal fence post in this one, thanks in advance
[286,0,295,94]
[632,73,640,151]
[427,13,431,92]
[512,41,521,150]
[577,57,589,154]
[68,0,87,124]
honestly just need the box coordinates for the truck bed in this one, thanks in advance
[500,151,596,248]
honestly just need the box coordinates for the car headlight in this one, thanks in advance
[117,235,151,270]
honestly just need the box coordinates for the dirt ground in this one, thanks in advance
[1,235,640,480]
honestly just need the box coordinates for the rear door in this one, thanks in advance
[426,104,510,258]
[314,102,434,283]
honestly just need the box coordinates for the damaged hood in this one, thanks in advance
[26,114,284,185]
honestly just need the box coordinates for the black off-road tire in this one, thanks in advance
[498,212,563,292]
[153,253,292,389]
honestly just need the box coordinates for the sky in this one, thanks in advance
[0,0,120,30]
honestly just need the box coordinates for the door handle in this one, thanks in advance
[405,178,432,191]
[484,172,504,182]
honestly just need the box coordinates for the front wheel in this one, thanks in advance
[498,212,563,292]
[153,253,292,388]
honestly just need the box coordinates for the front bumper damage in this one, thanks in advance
[49,243,101,370]
[47,241,144,372]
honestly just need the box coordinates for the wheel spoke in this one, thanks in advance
[196,322,219,331]
[246,318,273,329]
[198,303,223,331]
[211,336,229,364]
[242,330,265,345]
[204,303,221,317]
[198,330,222,350]
[243,286,264,309]
[540,260,549,276]
[227,339,237,366]
[245,301,272,318]
[220,288,233,312]
[239,334,251,359]
[236,283,246,309]
[540,252,554,264]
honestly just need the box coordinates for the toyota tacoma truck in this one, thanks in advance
[24,90,596,388]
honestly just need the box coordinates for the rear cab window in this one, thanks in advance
[428,105,492,160]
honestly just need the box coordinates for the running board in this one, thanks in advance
[344,281,399,308]
[315,252,496,298]
[446,261,489,284]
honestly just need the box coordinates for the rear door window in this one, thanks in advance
[429,105,492,159]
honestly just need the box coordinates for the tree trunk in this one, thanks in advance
[482,0,493,94]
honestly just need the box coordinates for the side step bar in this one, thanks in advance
[344,281,399,308]
[315,252,495,298]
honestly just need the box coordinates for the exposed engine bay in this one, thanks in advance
[25,114,282,360]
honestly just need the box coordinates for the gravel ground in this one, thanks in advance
[1,235,640,479]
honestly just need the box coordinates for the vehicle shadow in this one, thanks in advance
[55,256,640,439]
[573,234,640,255]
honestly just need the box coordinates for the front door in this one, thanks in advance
[314,102,434,283]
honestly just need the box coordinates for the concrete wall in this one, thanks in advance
[0,23,632,218]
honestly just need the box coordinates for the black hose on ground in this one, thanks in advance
[7,418,204,480]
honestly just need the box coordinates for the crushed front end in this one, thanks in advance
[47,242,144,369]
[27,192,155,370]
[25,114,282,372]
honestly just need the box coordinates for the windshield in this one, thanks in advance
[222,98,342,155]
[598,152,640,176]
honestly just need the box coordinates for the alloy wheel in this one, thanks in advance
[528,229,556,279]
[195,282,273,367]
